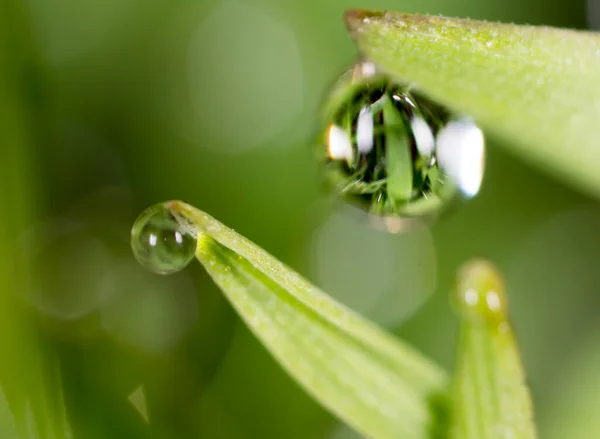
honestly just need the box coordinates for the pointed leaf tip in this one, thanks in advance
[451,259,536,439]
[344,9,384,32]
[454,259,509,326]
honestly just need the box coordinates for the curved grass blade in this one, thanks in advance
[345,10,600,199]
[169,201,449,439]
[451,260,536,439]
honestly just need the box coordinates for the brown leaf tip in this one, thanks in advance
[344,9,385,35]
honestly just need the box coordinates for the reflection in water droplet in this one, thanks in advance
[131,202,197,275]
[319,61,485,228]
[436,119,485,198]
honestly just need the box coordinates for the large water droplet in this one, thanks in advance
[318,61,485,227]
[131,202,197,274]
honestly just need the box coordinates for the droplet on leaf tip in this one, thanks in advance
[453,259,508,326]
[131,202,197,275]
[317,60,485,231]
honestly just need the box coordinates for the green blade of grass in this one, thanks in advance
[382,97,413,204]
[169,201,449,439]
[0,1,73,437]
[451,260,536,439]
[0,387,18,439]
[344,10,600,198]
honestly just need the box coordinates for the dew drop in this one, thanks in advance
[453,259,508,326]
[131,202,197,275]
[318,61,485,228]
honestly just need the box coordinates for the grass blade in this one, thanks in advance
[0,387,18,439]
[344,10,600,198]
[169,201,449,439]
[0,1,72,437]
[382,97,413,204]
[451,260,536,439]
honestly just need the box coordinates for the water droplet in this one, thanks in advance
[131,202,197,274]
[453,259,508,326]
[318,61,485,227]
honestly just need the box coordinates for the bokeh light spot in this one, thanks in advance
[185,1,304,152]
[101,260,198,353]
[22,220,116,320]
[310,207,437,326]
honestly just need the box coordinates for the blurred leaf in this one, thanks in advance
[169,201,449,439]
[450,260,536,439]
[344,10,600,198]
[0,1,73,437]
[0,388,18,439]
[542,326,600,439]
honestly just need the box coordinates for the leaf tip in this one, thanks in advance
[453,259,508,326]
[343,8,384,36]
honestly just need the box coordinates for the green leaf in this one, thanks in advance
[450,260,536,439]
[344,10,600,198]
[0,1,73,437]
[169,201,449,439]
[382,96,413,203]
[2,358,73,439]
[0,387,19,439]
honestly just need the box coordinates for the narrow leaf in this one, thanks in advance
[0,1,73,437]
[451,260,536,439]
[345,10,600,198]
[383,97,413,203]
[0,387,18,439]
[169,201,449,439]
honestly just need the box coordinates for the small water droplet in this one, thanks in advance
[453,259,508,326]
[131,202,197,274]
[318,61,485,228]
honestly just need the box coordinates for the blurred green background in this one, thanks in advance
[2,0,599,438]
